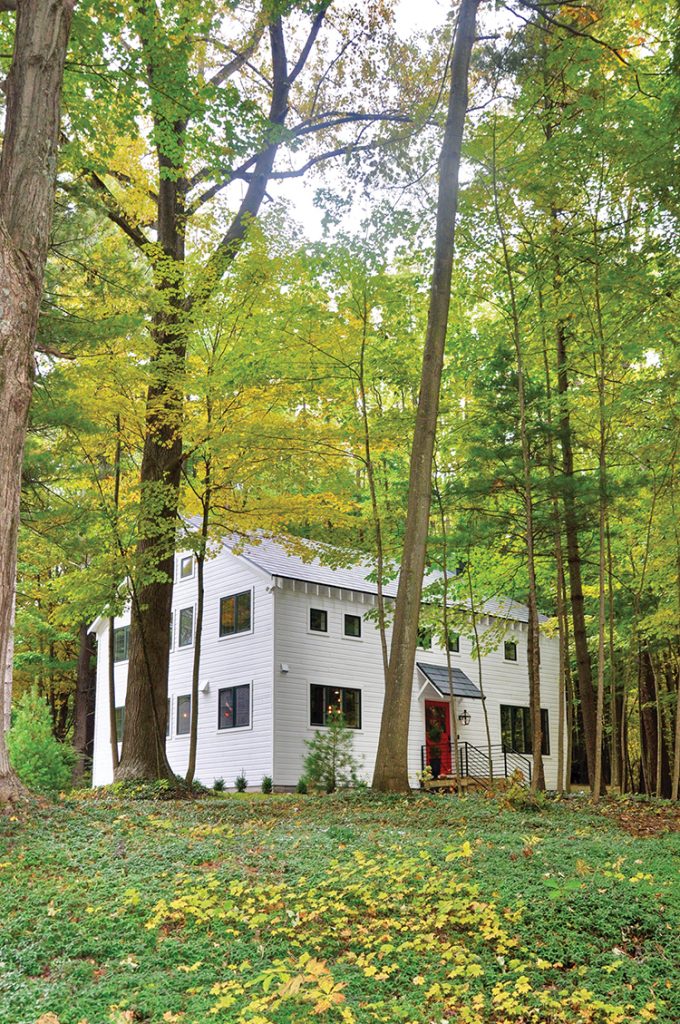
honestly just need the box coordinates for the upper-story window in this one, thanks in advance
[219,590,252,637]
[178,606,194,648]
[447,631,460,653]
[179,555,194,579]
[504,640,518,662]
[417,626,433,650]
[344,613,362,638]
[113,625,130,663]
[310,608,328,633]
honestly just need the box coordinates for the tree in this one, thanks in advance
[0,0,75,802]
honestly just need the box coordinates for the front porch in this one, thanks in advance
[420,739,533,791]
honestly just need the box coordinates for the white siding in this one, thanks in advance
[91,548,275,789]
[272,581,563,789]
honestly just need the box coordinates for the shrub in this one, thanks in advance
[8,688,77,795]
[235,771,248,792]
[296,777,308,794]
[303,708,361,794]
[213,777,225,792]
[261,775,273,794]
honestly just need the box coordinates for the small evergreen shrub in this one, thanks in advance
[235,771,248,792]
[303,708,361,794]
[261,775,273,794]
[296,777,308,794]
[213,777,225,792]
[8,688,77,795]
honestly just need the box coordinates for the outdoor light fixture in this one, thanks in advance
[458,709,471,726]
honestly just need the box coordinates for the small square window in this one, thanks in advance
[504,640,518,662]
[179,555,194,579]
[310,608,328,633]
[344,613,361,638]
[447,631,460,653]
[178,606,194,648]
[177,694,191,735]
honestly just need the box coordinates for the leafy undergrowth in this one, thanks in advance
[0,794,677,1024]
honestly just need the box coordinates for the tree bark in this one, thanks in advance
[0,0,74,802]
[372,0,479,792]
[72,623,96,783]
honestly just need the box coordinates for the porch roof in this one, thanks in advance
[416,662,484,700]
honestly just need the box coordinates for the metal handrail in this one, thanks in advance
[421,739,532,783]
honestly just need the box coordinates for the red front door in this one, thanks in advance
[425,700,452,776]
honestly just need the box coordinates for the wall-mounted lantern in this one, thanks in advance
[458,709,471,726]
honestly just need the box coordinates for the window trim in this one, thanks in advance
[343,612,362,641]
[504,639,518,662]
[217,683,252,733]
[177,604,195,649]
[500,704,550,756]
[178,554,195,581]
[309,683,362,731]
[176,693,192,737]
[308,607,329,635]
[218,588,254,640]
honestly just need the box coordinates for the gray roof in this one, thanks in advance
[416,662,483,700]
[216,532,542,624]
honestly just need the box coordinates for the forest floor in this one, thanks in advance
[0,791,677,1024]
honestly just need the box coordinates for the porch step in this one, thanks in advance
[424,775,511,794]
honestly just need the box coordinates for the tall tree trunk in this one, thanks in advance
[186,464,211,787]
[592,261,608,802]
[372,0,480,792]
[117,18,294,780]
[491,129,544,791]
[72,623,96,783]
[0,0,75,803]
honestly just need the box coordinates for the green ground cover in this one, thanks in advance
[0,793,677,1024]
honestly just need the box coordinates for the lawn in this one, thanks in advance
[0,792,677,1024]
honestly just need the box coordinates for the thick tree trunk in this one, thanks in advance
[0,0,74,802]
[72,623,96,783]
[372,0,479,792]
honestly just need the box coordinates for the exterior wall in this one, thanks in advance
[91,548,275,788]
[272,580,563,789]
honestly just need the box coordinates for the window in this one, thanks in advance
[447,631,460,653]
[219,590,252,637]
[310,608,328,633]
[344,613,362,638]
[504,640,518,662]
[176,694,191,735]
[179,555,194,579]
[218,685,251,730]
[417,626,433,650]
[166,698,171,737]
[500,705,550,755]
[114,705,125,740]
[178,606,194,648]
[113,625,129,663]
[169,613,173,651]
[310,685,361,729]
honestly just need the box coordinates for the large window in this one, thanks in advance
[218,685,251,730]
[310,685,361,729]
[176,694,191,735]
[310,608,328,633]
[113,625,129,663]
[344,613,362,638]
[219,590,252,637]
[500,705,550,756]
[504,640,518,662]
[178,606,194,648]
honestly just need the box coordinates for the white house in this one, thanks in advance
[90,535,564,790]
